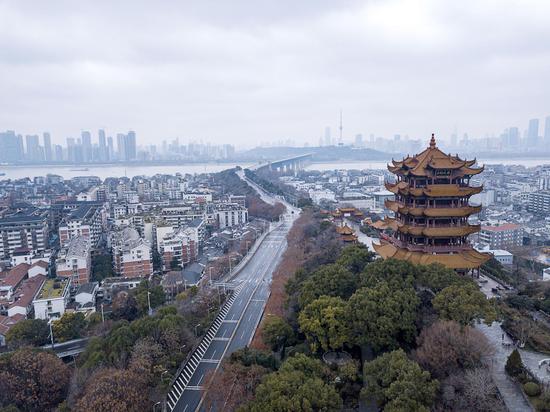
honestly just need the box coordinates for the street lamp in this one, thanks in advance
[194,323,201,337]
[209,267,213,284]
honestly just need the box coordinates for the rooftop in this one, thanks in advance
[481,223,521,232]
[36,278,69,300]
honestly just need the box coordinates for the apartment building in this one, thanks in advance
[112,227,153,277]
[159,228,197,271]
[528,191,550,214]
[478,223,523,250]
[213,203,248,228]
[58,203,103,246]
[56,236,92,286]
[0,212,49,259]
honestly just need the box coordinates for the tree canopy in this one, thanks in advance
[5,319,49,348]
[347,282,419,353]
[0,348,71,411]
[362,349,438,412]
[432,283,497,325]
[298,295,350,353]
[298,264,358,309]
[52,312,86,342]
[262,315,295,351]
[241,354,342,412]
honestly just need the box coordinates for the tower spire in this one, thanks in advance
[429,133,436,148]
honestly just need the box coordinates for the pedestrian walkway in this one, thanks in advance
[477,322,534,412]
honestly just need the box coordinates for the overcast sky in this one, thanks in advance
[1,0,550,148]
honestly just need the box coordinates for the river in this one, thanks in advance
[306,158,550,171]
[1,157,548,180]
[0,163,251,180]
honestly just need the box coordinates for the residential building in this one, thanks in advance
[528,191,550,214]
[33,278,71,320]
[478,223,523,249]
[56,236,91,286]
[112,227,153,277]
[0,212,49,259]
[213,203,248,228]
[58,203,103,246]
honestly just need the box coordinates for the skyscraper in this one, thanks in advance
[508,127,520,146]
[98,129,107,162]
[0,130,24,163]
[544,116,550,145]
[527,118,539,148]
[107,136,114,160]
[43,132,52,162]
[126,131,137,161]
[324,127,331,146]
[25,135,42,162]
[116,133,126,161]
[81,131,92,162]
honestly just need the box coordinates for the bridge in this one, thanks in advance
[249,153,313,174]
[40,337,90,358]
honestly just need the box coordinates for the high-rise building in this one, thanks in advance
[25,135,42,162]
[324,127,331,146]
[354,134,363,147]
[527,118,539,147]
[54,145,63,162]
[544,116,550,145]
[98,129,107,162]
[43,132,52,162]
[370,134,490,274]
[81,131,92,162]
[116,133,126,161]
[126,131,137,161]
[508,127,520,146]
[0,131,24,163]
[107,136,114,160]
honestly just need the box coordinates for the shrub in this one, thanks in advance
[505,349,523,377]
[523,381,541,397]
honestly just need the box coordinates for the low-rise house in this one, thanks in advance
[33,278,71,320]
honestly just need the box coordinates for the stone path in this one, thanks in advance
[477,322,534,412]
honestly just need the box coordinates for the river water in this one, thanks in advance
[1,157,548,180]
[306,158,550,171]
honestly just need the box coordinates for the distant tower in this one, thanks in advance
[338,110,343,144]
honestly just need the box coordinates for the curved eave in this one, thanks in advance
[372,242,491,269]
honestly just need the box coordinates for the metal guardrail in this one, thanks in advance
[165,282,245,411]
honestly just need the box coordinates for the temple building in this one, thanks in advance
[370,134,491,273]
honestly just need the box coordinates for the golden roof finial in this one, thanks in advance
[429,133,436,149]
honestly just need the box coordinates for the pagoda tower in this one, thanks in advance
[371,134,490,273]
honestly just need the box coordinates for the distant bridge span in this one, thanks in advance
[248,153,313,173]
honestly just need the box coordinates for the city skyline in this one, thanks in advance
[1,1,550,145]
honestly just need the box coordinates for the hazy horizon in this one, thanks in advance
[1,0,550,147]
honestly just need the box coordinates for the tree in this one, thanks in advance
[5,319,49,348]
[52,312,86,342]
[298,264,358,308]
[241,354,342,412]
[0,348,71,411]
[134,280,165,315]
[347,282,419,353]
[91,252,113,282]
[432,283,497,325]
[112,291,139,321]
[416,263,471,293]
[203,361,270,412]
[362,349,438,412]
[261,315,295,351]
[336,244,374,274]
[359,258,419,290]
[505,349,523,377]
[413,320,493,379]
[75,368,149,411]
[298,296,351,353]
